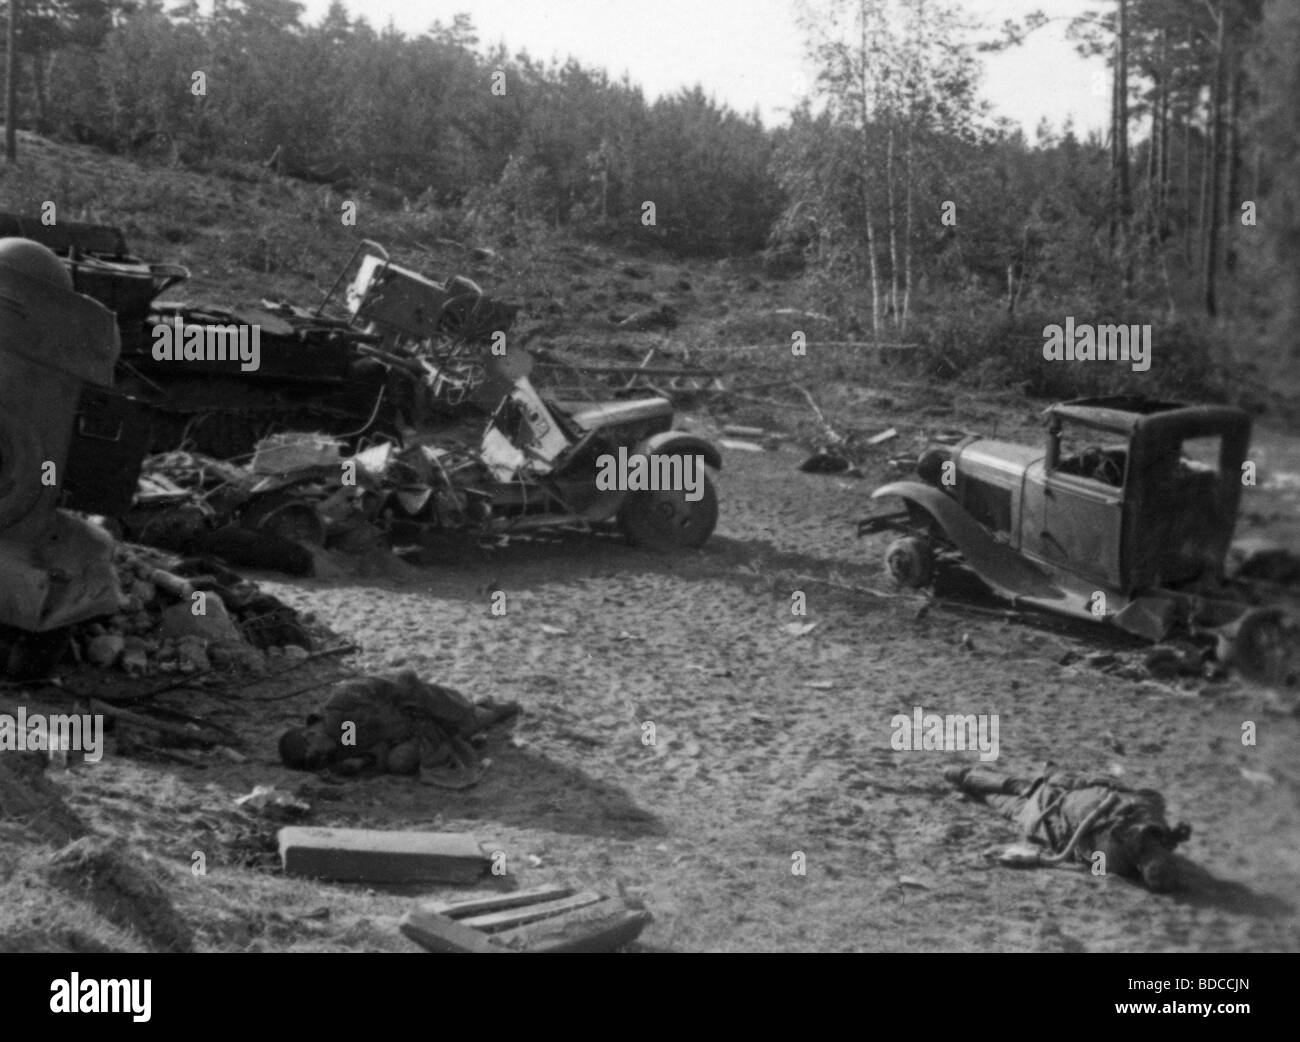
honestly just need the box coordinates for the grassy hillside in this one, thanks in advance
[1,131,1294,435]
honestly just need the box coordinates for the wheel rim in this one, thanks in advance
[646,488,703,537]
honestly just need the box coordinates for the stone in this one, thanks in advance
[120,637,149,676]
[159,597,241,644]
[208,640,267,675]
[128,579,157,607]
[175,638,210,674]
[85,633,125,669]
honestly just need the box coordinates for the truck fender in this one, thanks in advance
[870,481,1068,604]
[635,431,722,471]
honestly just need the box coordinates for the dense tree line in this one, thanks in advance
[1,0,1296,359]
[1,0,778,255]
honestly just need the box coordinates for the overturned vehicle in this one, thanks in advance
[860,397,1292,673]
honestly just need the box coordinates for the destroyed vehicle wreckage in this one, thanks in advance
[0,236,314,683]
[3,216,721,573]
[860,397,1294,680]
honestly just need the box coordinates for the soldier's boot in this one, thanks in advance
[946,765,1036,797]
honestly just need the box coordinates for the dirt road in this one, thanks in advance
[41,400,1300,953]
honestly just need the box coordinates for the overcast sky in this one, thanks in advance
[298,0,1109,137]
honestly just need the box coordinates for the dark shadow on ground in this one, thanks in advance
[1160,854,1296,917]
[264,737,665,844]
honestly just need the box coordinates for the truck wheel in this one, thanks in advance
[884,536,934,588]
[1218,606,1300,689]
[620,470,718,551]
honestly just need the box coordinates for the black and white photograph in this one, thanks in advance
[0,0,1295,987]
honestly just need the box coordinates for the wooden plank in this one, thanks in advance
[532,910,653,953]
[495,905,653,953]
[278,827,488,884]
[461,891,606,932]
[400,910,508,954]
[426,886,574,919]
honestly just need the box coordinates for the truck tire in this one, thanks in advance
[1218,606,1299,689]
[885,536,934,588]
[620,470,718,551]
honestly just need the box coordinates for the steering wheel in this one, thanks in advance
[1080,446,1123,486]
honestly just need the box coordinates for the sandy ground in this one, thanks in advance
[18,387,1297,954]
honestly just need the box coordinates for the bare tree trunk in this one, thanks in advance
[901,126,913,333]
[1198,95,1210,267]
[30,49,46,134]
[886,122,899,326]
[1157,30,1170,240]
[1223,56,1242,280]
[1146,76,1157,197]
[5,0,16,163]
[1117,0,1130,223]
[862,163,881,341]
[1182,27,1194,266]
[1109,23,1119,249]
[1203,4,1225,317]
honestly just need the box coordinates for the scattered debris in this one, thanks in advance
[616,303,677,331]
[1239,768,1276,788]
[401,885,652,953]
[46,541,312,683]
[235,785,311,820]
[1143,644,1204,679]
[1229,541,1300,584]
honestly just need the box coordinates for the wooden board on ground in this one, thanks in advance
[498,906,654,953]
[401,887,652,953]
[400,909,505,954]
[461,891,606,932]
[422,885,574,919]
[277,827,488,884]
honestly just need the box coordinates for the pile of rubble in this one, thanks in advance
[68,541,313,680]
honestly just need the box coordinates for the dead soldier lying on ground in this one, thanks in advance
[945,764,1192,892]
[279,670,519,788]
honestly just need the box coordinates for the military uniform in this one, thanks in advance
[945,764,1191,891]
[280,670,518,784]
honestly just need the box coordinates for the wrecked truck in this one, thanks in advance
[334,243,720,549]
[28,219,721,555]
[859,396,1289,657]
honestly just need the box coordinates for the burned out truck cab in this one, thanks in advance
[861,397,1254,640]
